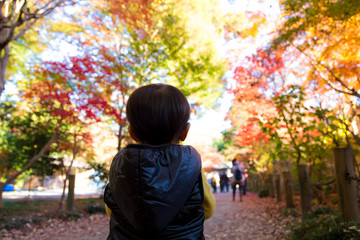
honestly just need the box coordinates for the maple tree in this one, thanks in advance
[227,0,360,170]
[26,54,126,208]
[264,86,337,215]
[273,5,360,210]
[269,0,360,154]
[227,48,285,150]
[216,3,283,175]
[227,39,337,215]
[260,86,331,166]
[222,47,280,195]
[271,0,360,147]
[0,52,126,207]
[43,0,239,150]
[68,0,264,107]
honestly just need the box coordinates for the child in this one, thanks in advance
[104,84,216,240]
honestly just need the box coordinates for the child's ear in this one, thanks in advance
[128,125,140,142]
[179,123,190,142]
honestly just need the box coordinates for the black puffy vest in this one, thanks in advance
[104,144,205,240]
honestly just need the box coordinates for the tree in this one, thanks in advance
[0,0,76,97]
[25,55,126,209]
[228,40,336,215]
[228,48,285,149]
[261,85,334,216]
[220,3,281,174]
[271,0,360,141]
[0,51,125,207]
[80,0,228,106]
[55,123,95,210]
[50,0,233,150]
[0,100,58,207]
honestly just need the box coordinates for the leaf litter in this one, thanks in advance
[1,192,295,240]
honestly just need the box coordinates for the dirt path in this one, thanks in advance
[1,192,294,240]
[204,192,293,240]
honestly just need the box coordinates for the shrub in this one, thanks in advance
[1,198,105,230]
[87,204,106,214]
[0,216,46,230]
[282,208,300,218]
[258,189,269,198]
[289,206,360,240]
[65,212,82,220]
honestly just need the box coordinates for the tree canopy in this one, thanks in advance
[0,0,263,206]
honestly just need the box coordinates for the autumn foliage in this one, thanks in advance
[228,48,285,148]
[22,55,123,124]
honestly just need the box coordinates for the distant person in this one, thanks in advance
[104,84,215,239]
[231,159,244,202]
[211,175,217,193]
[242,172,248,195]
[220,171,229,192]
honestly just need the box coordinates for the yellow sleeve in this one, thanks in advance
[105,203,112,217]
[201,168,216,220]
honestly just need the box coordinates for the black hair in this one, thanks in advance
[126,84,190,145]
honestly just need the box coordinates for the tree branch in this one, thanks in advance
[11,18,33,40]
[278,100,302,165]
[291,44,360,99]
[318,102,340,147]
[311,179,335,187]
[0,0,76,47]
[5,1,20,25]
[3,131,57,186]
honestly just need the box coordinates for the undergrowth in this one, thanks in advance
[288,206,360,240]
[0,197,106,230]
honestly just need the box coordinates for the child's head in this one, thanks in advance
[126,84,190,145]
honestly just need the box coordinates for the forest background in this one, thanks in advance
[1,0,360,232]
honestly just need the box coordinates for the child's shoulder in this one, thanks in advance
[166,144,200,157]
[121,143,200,159]
[113,144,201,163]
[124,143,196,151]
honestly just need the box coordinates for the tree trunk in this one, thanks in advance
[252,176,258,192]
[28,175,32,199]
[283,171,295,208]
[0,44,10,97]
[66,169,76,212]
[59,175,67,210]
[0,183,5,208]
[298,164,312,219]
[60,136,78,210]
[334,147,360,222]
[275,174,282,202]
[270,174,275,198]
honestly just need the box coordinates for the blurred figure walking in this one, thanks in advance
[230,159,244,201]
[219,171,229,192]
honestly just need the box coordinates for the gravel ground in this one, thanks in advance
[1,192,295,240]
